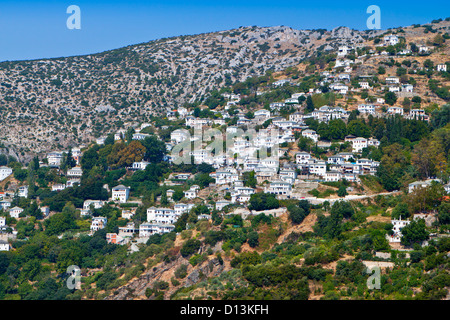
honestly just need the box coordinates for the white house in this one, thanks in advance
[324,171,343,182]
[418,45,429,54]
[387,106,404,115]
[327,155,344,165]
[66,179,80,188]
[444,183,450,194]
[131,161,151,170]
[359,82,371,90]
[385,77,400,84]
[388,86,400,93]
[171,129,190,144]
[254,109,271,120]
[67,166,83,177]
[83,200,105,211]
[302,129,319,143]
[337,45,351,57]
[352,137,368,153]
[437,64,447,72]
[9,207,23,219]
[147,207,177,224]
[114,130,125,141]
[279,169,297,184]
[139,222,175,237]
[174,203,195,216]
[386,217,411,243]
[398,49,411,55]
[401,84,414,93]
[72,148,82,165]
[231,186,255,203]
[273,79,291,87]
[0,201,11,212]
[211,170,239,185]
[285,98,299,104]
[40,206,50,217]
[215,200,231,211]
[265,181,292,198]
[307,160,327,176]
[91,217,107,233]
[0,216,5,227]
[269,102,286,110]
[184,186,199,199]
[289,112,304,123]
[132,133,151,141]
[18,186,28,198]
[112,185,130,203]
[0,166,13,181]
[172,173,192,181]
[47,152,64,167]
[408,109,428,121]
[358,104,376,115]
[52,184,66,192]
[384,35,399,46]
[0,240,10,251]
[408,179,440,194]
[96,137,106,145]
[296,152,312,165]
[367,138,380,148]
[122,209,135,220]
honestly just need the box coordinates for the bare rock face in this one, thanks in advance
[0,146,22,163]
[105,253,226,300]
[184,258,225,287]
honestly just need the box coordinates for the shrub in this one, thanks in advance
[180,239,201,257]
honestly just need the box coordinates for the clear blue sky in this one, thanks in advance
[0,0,448,62]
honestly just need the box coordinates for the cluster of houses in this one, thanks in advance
[0,187,51,251]
[0,36,448,251]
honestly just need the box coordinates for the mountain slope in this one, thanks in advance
[0,25,375,160]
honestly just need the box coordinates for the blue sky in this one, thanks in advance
[0,0,448,62]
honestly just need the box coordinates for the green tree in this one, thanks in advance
[391,202,410,219]
[248,193,279,211]
[401,219,429,246]
[385,92,398,106]
[26,201,43,220]
[288,205,307,224]
[437,202,450,225]
[180,239,201,257]
[243,171,257,188]
[160,189,168,206]
[141,135,166,163]
[44,202,78,236]
[306,95,315,113]
[337,185,347,197]
[247,231,259,248]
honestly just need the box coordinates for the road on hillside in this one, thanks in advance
[299,191,401,205]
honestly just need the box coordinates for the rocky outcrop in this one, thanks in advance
[105,251,227,300]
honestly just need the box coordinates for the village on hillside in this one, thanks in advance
[0,20,449,301]
[1,31,450,250]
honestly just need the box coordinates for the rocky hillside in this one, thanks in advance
[1,19,449,161]
[0,25,379,161]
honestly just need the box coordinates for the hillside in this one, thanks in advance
[1,21,449,163]
[0,25,380,161]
